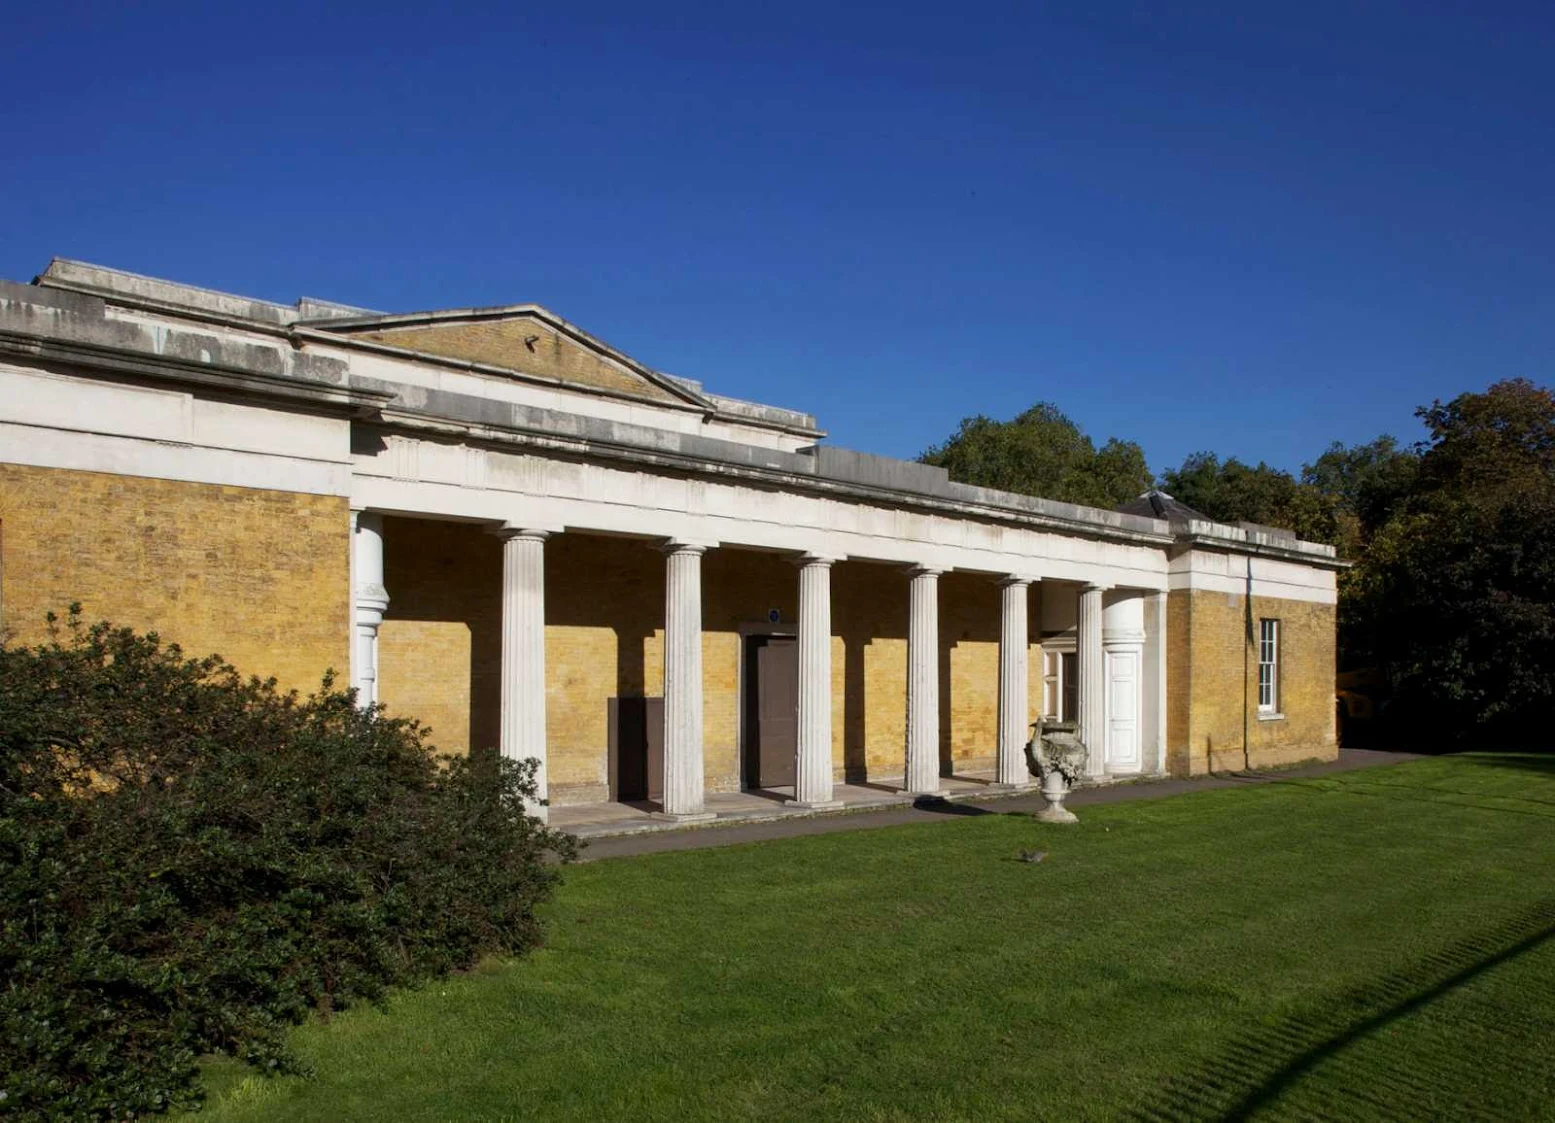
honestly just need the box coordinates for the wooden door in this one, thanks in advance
[1106,650,1140,773]
[756,638,799,788]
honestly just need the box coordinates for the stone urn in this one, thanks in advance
[1026,719,1083,824]
[1035,767,1078,824]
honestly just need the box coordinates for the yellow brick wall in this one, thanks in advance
[1166,588,1337,776]
[375,524,1047,803]
[352,318,677,402]
[0,463,349,692]
[377,517,502,759]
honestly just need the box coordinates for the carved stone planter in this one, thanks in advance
[1035,768,1078,824]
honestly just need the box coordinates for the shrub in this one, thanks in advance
[0,609,578,1120]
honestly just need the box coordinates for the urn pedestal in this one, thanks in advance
[1035,769,1078,824]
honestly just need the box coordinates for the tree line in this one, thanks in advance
[921,379,1555,743]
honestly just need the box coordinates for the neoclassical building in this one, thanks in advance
[0,261,1340,823]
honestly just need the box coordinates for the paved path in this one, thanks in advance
[576,748,1424,862]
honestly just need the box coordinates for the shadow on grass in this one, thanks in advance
[911,795,995,816]
[1459,751,1555,776]
[1126,899,1555,1122]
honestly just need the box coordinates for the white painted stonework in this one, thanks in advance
[0,261,1347,813]
[997,578,1034,788]
[792,556,840,809]
[904,567,944,795]
[497,528,550,819]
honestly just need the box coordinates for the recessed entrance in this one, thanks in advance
[742,634,798,790]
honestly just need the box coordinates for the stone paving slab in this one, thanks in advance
[572,749,1424,862]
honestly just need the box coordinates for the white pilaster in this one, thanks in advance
[352,511,389,708]
[496,527,550,819]
[997,576,1034,788]
[1077,583,1106,778]
[905,566,945,795]
[1146,590,1168,774]
[661,541,715,821]
[791,555,842,809]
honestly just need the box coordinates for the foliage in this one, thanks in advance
[0,610,577,1121]
[920,402,1152,509]
[1159,451,1338,545]
[1341,380,1555,739]
[1301,435,1419,550]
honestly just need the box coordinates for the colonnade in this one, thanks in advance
[350,514,1158,823]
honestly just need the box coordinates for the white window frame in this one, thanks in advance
[1041,636,1076,721]
[1257,618,1280,715]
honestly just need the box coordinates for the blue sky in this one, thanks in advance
[5,2,1551,476]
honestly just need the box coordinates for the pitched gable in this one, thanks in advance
[321,307,699,406]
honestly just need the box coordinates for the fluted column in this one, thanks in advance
[997,576,1035,787]
[496,527,550,819]
[661,541,715,821]
[904,566,944,795]
[790,555,841,809]
[352,510,389,708]
[1078,583,1107,778]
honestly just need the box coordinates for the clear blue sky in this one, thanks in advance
[5,2,1551,476]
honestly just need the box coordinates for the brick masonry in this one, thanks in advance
[0,463,349,692]
[351,317,678,402]
[1166,588,1337,775]
[0,475,1337,798]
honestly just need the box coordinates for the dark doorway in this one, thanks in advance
[608,696,663,802]
[742,634,798,789]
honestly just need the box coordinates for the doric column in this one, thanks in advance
[1077,583,1107,778]
[997,576,1034,787]
[904,566,944,795]
[661,541,715,821]
[496,527,550,819]
[352,510,389,708]
[791,555,842,809]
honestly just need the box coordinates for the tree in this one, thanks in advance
[1301,436,1420,556]
[1158,452,1334,544]
[1342,380,1555,739]
[920,402,1152,509]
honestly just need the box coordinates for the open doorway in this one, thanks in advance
[742,634,798,790]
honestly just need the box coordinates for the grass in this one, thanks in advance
[199,754,1555,1121]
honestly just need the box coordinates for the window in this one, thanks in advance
[1258,618,1280,713]
[1042,651,1061,718]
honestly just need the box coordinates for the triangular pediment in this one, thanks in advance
[312,305,702,406]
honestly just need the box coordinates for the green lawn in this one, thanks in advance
[200,755,1555,1122]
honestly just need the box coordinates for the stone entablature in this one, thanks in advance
[0,260,1344,820]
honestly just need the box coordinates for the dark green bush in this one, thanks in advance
[0,609,578,1120]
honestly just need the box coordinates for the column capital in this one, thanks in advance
[902,564,943,579]
[661,538,716,557]
[998,574,1038,588]
[491,524,553,542]
[793,553,838,569]
[1081,582,1111,594]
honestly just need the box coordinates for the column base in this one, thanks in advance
[985,781,1037,794]
[786,798,845,811]
[650,810,718,824]
[905,788,953,800]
